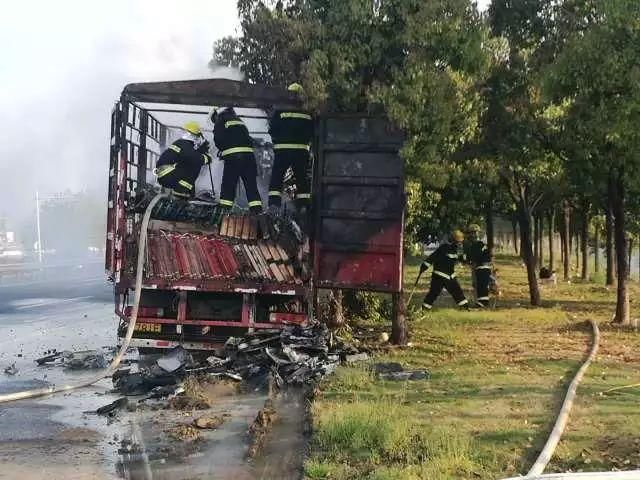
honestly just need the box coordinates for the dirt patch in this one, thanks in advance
[193,414,228,429]
[166,424,201,442]
[247,399,277,459]
[57,427,101,443]
[596,435,640,468]
[169,376,239,410]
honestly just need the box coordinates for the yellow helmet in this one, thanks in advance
[287,83,305,94]
[452,230,465,242]
[183,121,202,135]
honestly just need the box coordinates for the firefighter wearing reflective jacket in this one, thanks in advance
[420,230,469,310]
[155,121,212,198]
[464,223,492,308]
[268,83,313,209]
[212,107,263,213]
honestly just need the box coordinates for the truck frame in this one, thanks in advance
[106,79,405,351]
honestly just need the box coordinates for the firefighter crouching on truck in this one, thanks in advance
[268,83,313,213]
[155,121,212,198]
[211,107,263,213]
[420,230,469,311]
[464,223,493,308]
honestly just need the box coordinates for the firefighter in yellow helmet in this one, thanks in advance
[419,229,469,310]
[267,83,314,210]
[155,121,212,198]
[211,107,263,213]
[464,223,493,307]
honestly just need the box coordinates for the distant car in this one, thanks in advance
[0,249,25,262]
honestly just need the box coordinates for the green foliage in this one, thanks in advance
[341,290,392,324]
[213,0,492,240]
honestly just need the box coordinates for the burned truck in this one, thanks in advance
[106,79,405,351]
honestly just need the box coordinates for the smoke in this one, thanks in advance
[0,0,239,236]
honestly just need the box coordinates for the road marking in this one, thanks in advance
[14,296,94,310]
[0,276,105,289]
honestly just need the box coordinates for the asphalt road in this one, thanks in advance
[0,270,304,480]
[0,270,121,480]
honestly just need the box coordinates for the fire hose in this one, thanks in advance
[0,193,168,404]
[501,319,640,480]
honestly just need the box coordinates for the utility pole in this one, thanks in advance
[36,191,43,263]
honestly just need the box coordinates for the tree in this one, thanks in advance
[544,0,640,325]
[471,0,563,306]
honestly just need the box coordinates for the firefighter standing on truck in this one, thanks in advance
[465,223,493,307]
[212,107,263,213]
[420,230,469,310]
[155,121,212,198]
[268,83,313,211]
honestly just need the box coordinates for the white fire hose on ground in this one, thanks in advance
[0,194,167,404]
[501,319,640,480]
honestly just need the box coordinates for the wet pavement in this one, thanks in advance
[0,271,306,480]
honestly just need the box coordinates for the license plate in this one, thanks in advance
[134,323,161,333]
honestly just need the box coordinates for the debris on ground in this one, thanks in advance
[157,346,193,373]
[35,349,63,365]
[166,424,201,442]
[97,397,129,416]
[345,352,369,363]
[109,324,361,407]
[3,363,18,376]
[168,376,213,410]
[144,384,185,400]
[112,346,196,396]
[247,399,277,458]
[372,362,430,381]
[193,414,227,429]
[63,350,107,370]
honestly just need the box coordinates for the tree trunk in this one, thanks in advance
[560,226,565,269]
[612,169,631,325]
[574,232,579,275]
[594,225,600,274]
[511,217,519,255]
[606,178,615,285]
[627,238,633,281]
[539,215,544,268]
[391,292,408,345]
[534,215,540,269]
[562,201,571,281]
[581,209,589,281]
[549,211,555,271]
[518,203,541,306]
[485,198,495,256]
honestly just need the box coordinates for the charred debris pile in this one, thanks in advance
[111,323,363,398]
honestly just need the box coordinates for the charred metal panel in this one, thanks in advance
[123,78,300,109]
[313,116,404,293]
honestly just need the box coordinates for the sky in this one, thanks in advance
[0,0,491,231]
[0,0,239,227]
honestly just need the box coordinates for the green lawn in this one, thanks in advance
[305,255,640,479]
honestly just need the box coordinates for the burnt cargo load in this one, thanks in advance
[105,79,404,351]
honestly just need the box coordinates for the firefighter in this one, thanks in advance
[211,107,263,213]
[420,230,469,310]
[465,223,493,307]
[267,83,313,210]
[155,121,212,198]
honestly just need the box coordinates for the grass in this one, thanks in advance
[305,253,640,479]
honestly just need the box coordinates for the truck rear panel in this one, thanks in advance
[313,116,404,293]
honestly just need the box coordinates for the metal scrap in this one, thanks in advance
[3,363,18,376]
[63,350,107,370]
[372,362,430,381]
